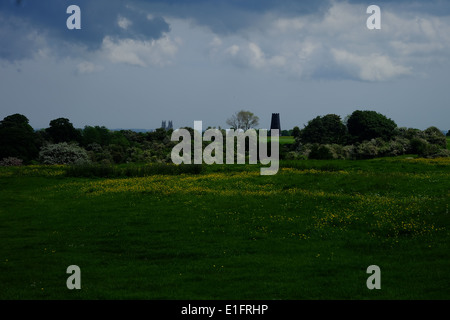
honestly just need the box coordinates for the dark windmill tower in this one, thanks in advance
[270,113,281,136]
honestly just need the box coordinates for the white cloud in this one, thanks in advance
[209,36,222,47]
[76,61,104,74]
[272,17,307,34]
[101,35,179,67]
[117,16,132,30]
[93,1,450,81]
[331,49,411,81]
[247,42,265,68]
[201,1,450,81]
[387,13,450,54]
[225,44,240,56]
[315,0,363,35]
[221,42,286,70]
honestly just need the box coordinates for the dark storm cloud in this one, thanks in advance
[139,0,450,34]
[0,0,170,61]
[0,0,329,62]
[346,0,450,15]
[2,0,450,62]
[139,0,330,35]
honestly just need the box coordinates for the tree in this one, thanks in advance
[292,126,301,139]
[226,110,259,130]
[46,118,81,143]
[81,125,111,147]
[0,113,39,162]
[347,110,397,142]
[299,114,347,145]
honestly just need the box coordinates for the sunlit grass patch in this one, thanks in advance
[398,157,450,165]
[313,193,442,239]
[0,165,66,177]
[52,166,447,242]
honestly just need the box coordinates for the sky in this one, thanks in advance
[0,0,449,131]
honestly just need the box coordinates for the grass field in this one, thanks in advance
[0,157,449,299]
[278,136,295,145]
[267,135,295,145]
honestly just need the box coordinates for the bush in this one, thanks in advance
[107,144,126,164]
[410,138,429,156]
[385,137,409,156]
[308,144,334,160]
[342,145,355,159]
[290,124,444,160]
[423,126,446,148]
[427,149,450,158]
[396,127,422,140]
[39,143,90,165]
[0,157,23,166]
[354,140,379,159]
[327,144,347,159]
[85,143,113,164]
[284,151,307,160]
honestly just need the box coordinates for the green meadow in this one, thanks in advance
[0,157,449,300]
[272,136,295,145]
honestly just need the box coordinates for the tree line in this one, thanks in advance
[287,110,449,160]
[0,110,448,166]
[0,114,175,166]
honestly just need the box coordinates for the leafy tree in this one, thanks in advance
[347,110,397,142]
[149,127,168,141]
[81,125,111,146]
[120,130,145,145]
[46,118,81,143]
[0,113,39,162]
[107,144,126,163]
[226,110,259,130]
[299,114,347,145]
[110,131,131,148]
[292,126,301,139]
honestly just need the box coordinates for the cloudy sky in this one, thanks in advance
[1,0,449,131]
